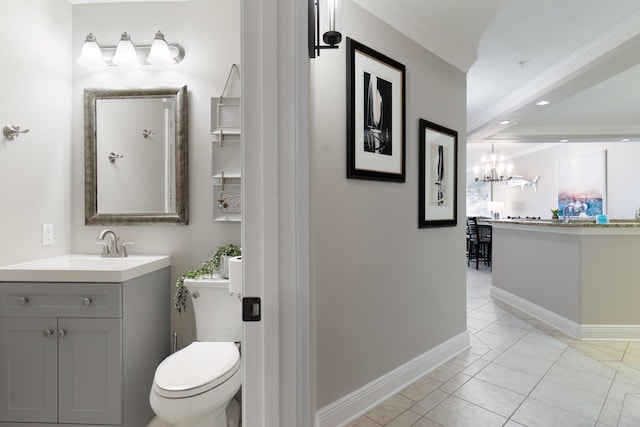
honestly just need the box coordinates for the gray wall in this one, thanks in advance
[0,0,72,264]
[311,0,468,409]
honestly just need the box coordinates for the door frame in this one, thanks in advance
[241,0,312,425]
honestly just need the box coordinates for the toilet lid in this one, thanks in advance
[153,341,240,398]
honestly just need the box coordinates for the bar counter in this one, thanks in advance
[488,218,640,340]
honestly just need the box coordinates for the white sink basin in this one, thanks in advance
[0,254,171,283]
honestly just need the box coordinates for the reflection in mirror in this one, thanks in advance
[84,86,188,224]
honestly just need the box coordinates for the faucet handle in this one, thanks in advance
[121,242,134,257]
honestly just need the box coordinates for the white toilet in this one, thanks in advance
[150,278,242,427]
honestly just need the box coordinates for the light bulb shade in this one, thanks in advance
[506,161,514,175]
[147,31,175,66]
[112,32,140,67]
[321,0,342,46]
[77,33,105,68]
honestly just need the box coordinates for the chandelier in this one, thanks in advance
[473,144,514,182]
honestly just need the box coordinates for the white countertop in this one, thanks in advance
[0,254,171,283]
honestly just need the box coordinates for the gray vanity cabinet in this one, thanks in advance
[0,316,122,425]
[0,267,169,427]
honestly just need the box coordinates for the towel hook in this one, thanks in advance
[3,125,29,140]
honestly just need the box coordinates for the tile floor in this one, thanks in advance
[346,265,640,427]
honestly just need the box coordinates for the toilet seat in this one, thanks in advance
[153,341,240,398]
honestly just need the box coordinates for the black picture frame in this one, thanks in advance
[419,119,458,228]
[346,38,406,182]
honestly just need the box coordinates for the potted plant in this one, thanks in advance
[173,244,241,316]
[550,208,560,220]
[211,243,241,279]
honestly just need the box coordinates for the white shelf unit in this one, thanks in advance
[213,172,241,222]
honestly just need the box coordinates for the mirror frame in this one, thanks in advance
[84,86,188,225]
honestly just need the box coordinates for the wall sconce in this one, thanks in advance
[77,31,185,69]
[308,0,342,58]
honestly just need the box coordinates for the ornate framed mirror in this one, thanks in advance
[84,86,188,225]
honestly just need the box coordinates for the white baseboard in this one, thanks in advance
[490,286,581,338]
[580,325,640,341]
[314,331,470,427]
[491,286,640,341]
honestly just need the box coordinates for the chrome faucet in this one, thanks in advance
[96,229,132,257]
[562,204,577,223]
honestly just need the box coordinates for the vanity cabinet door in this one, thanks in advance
[58,317,123,425]
[0,317,58,423]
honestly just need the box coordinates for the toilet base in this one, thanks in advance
[147,398,240,427]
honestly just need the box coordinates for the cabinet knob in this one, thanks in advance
[18,297,29,305]
[82,297,92,306]
[42,329,54,337]
[57,330,67,338]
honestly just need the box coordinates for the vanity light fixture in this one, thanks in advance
[308,0,342,58]
[112,32,140,67]
[77,31,185,69]
[473,143,514,183]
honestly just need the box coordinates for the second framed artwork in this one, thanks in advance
[419,119,458,228]
[346,38,406,182]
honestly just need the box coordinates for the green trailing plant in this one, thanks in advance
[211,243,241,272]
[173,244,241,316]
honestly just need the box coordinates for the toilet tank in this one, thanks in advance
[184,278,242,342]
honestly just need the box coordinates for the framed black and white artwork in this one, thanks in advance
[346,38,406,182]
[419,119,458,227]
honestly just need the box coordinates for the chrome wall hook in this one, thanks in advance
[3,125,29,140]
[108,152,124,163]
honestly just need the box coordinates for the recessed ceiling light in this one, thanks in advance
[498,120,513,125]
[536,100,550,106]
[560,139,569,142]
[621,138,631,142]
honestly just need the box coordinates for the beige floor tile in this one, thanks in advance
[399,375,442,402]
[426,362,463,383]
[438,372,471,394]
[512,397,596,427]
[411,417,443,427]
[344,415,383,427]
[619,393,640,424]
[453,377,526,418]
[598,376,640,426]
[449,349,483,368]
[386,409,421,427]
[425,395,507,427]
[475,361,541,395]
[529,364,612,421]
[365,394,414,425]
[474,330,520,349]
[623,342,640,367]
[555,347,617,379]
[411,389,449,416]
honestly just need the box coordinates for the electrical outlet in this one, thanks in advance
[42,224,53,246]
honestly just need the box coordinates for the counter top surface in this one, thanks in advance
[0,254,171,283]
[490,219,640,227]
[486,219,640,234]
